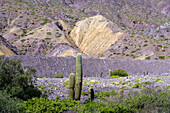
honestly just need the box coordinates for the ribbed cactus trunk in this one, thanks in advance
[75,54,83,100]
[88,87,94,101]
[69,73,75,100]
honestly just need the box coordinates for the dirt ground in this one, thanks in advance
[35,74,170,103]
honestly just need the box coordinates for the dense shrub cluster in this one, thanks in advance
[24,96,79,113]
[0,91,24,113]
[0,57,41,100]
[95,90,117,99]
[0,56,41,113]
[110,69,128,77]
[23,88,169,113]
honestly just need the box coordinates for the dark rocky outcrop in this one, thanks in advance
[0,35,23,55]
[7,55,170,78]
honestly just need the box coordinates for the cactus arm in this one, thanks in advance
[69,73,75,100]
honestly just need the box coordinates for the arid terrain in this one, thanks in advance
[0,1,170,113]
[0,0,170,108]
[0,0,169,60]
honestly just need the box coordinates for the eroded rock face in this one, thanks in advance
[0,35,22,56]
[70,15,123,57]
[0,45,15,56]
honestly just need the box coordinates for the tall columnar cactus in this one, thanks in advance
[69,73,75,100]
[75,54,83,100]
[109,69,112,77]
[88,87,94,101]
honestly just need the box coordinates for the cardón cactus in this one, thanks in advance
[69,73,75,100]
[75,54,83,100]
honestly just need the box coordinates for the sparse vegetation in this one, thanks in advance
[0,0,170,112]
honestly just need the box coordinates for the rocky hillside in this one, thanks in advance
[0,35,22,56]
[0,0,169,60]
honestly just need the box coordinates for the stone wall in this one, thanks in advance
[7,55,170,78]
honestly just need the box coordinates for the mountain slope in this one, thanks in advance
[0,35,22,56]
[0,0,169,60]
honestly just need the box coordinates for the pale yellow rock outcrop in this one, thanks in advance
[57,49,75,57]
[9,27,22,35]
[0,45,15,56]
[136,54,148,60]
[70,15,123,57]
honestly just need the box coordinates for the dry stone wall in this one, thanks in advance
[7,55,170,78]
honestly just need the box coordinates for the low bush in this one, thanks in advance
[0,91,24,113]
[110,69,128,77]
[158,56,165,60]
[23,97,79,113]
[123,90,170,112]
[105,88,170,113]
[22,87,169,113]
[81,90,87,96]
[95,90,117,99]
[54,73,63,78]
[155,78,163,82]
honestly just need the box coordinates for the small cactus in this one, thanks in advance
[88,87,94,101]
[118,87,124,102]
[109,69,112,77]
[75,54,83,100]
[69,73,75,100]
[118,87,124,96]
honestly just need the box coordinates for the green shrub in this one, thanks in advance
[131,81,153,89]
[43,52,47,56]
[45,38,51,40]
[143,44,148,47]
[145,56,151,60]
[76,101,133,113]
[54,73,63,78]
[131,82,143,88]
[0,91,24,113]
[0,57,42,100]
[24,97,79,113]
[41,18,51,25]
[140,81,153,85]
[95,90,116,99]
[158,56,165,60]
[23,88,169,113]
[122,90,170,112]
[110,69,128,77]
[20,39,26,42]
[155,78,163,82]
[47,32,52,35]
[81,90,87,96]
